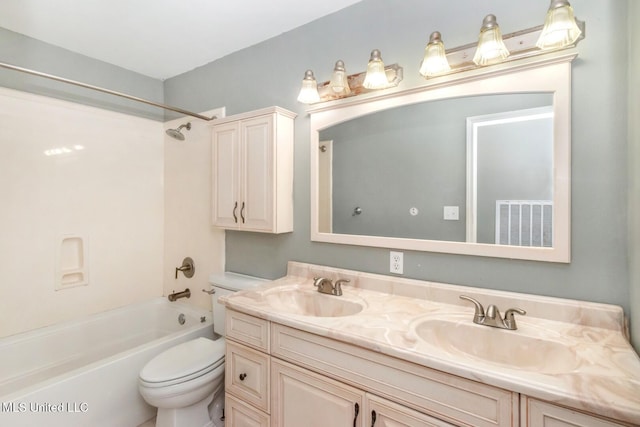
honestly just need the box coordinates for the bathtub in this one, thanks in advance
[0,298,215,427]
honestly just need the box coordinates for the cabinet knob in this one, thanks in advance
[239,373,247,381]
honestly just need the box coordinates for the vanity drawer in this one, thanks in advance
[226,341,270,412]
[271,323,517,427]
[226,309,270,352]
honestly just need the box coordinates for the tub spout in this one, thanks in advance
[168,288,191,302]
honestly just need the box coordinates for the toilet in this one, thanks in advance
[139,272,267,427]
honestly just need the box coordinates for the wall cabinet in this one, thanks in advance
[212,107,295,233]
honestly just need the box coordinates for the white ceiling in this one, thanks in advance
[0,0,362,80]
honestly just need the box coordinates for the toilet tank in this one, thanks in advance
[208,272,269,335]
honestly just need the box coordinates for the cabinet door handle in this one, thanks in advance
[239,373,247,381]
[240,202,245,223]
[232,201,238,223]
[371,410,376,426]
[353,402,359,427]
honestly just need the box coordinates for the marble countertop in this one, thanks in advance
[221,262,640,425]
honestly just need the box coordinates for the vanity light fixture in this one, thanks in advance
[329,60,351,95]
[297,70,320,104]
[420,3,585,80]
[297,51,403,104]
[472,14,510,66]
[536,0,583,50]
[419,31,451,78]
[363,49,390,89]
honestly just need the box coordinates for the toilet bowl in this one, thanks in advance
[139,272,268,427]
[139,337,225,427]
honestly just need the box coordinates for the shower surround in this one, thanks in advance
[0,86,164,338]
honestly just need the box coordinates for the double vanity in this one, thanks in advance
[220,262,640,427]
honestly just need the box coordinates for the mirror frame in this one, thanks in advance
[309,51,576,263]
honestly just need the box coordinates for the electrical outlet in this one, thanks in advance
[390,251,403,274]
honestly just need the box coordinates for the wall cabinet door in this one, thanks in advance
[212,121,240,228]
[240,115,274,231]
[211,107,294,234]
[272,359,365,427]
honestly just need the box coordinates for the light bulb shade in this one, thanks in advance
[363,49,389,89]
[536,0,582,50]
[419,31,451,78]
[473,15,510,66]
[329,60,351,95]
[297,70,320,104]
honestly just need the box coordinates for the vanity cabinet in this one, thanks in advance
[211,107,295,233]
[225,309,517,427]
[521,397,632,427]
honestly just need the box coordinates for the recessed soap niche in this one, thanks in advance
[56,234,89,290]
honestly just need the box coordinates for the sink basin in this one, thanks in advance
[262,288,364,317]
[412,317,579,374]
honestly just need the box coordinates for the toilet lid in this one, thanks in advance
[139,337,225,384]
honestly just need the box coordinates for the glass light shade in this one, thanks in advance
[472,15,510,66]
[536,0,582,50]
[329,60,350,95]
[297,70,320,104]
[419,31,451,78]
[363,49,389,89]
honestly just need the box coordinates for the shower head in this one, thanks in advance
[165,122,191,140]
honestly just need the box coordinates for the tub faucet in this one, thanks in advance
[459,295,526,330]
[168,288,191,302]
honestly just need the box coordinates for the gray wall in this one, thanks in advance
[166,0,635,332]
[0,27,164,121]
[629,1,640,350]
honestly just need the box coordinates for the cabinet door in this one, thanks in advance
[226,394,270,427]
[240,115,274,231]
[212,121,240,228]
[522,397,627,427]
[272,359,365,427]
[365,394,455,427]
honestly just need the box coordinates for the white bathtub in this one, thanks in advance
[0,298,215,427]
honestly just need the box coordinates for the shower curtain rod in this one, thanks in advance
[0,61,217,121]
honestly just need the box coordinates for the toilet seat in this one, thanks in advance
[139,337,225,388]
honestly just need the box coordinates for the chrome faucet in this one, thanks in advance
[313,277,349,296]
[459,295,526,330]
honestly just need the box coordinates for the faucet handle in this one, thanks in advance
[334,279,350,296]
[503,308,526,329]
[459,295,485,321]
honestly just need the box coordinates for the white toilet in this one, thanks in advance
[139,272,267,427]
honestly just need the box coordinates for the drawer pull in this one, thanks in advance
[239,373,247,381]
[371,410,377,426]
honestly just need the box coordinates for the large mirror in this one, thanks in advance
[310,54,574,262]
